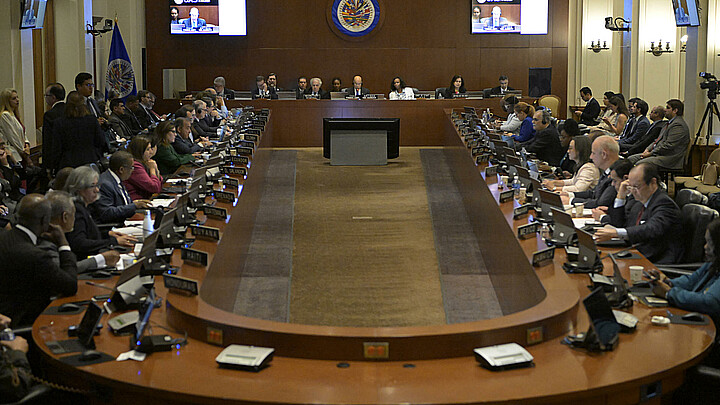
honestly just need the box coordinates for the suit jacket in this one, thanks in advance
[626,120,665,156]
[619,115,650,151]
[41,102,65,171]
[344,87,371,99]
[572,168,616,209]
[66,201,117,259]
[108,112,133,140]
[489,86,515,96]
[303,89,331,100]
[52,115,107,171]
[193,118,218,138]
[252,87,278,100]
[607,188,684,264]
[645,115,690,170]
[85,97,104,119]
[522,125,564,166]
[0,227,78,327]
[88,169,137,224]
[155,143,195,176]
[120,110,143,135]
[182,18,206,29]
[173,135,203,155]
[124,160,163,201]
[442,88,467,99]
[579,98,600,125]
[135,104,159,130]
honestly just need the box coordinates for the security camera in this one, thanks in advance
[605,16,631,32]
[604,17,613,30]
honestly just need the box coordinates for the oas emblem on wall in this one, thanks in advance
[105,59,136,98]
[329,0,383,39]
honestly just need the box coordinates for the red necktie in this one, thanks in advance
[635,206,645,225]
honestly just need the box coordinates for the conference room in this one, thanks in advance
[2,0,720,404]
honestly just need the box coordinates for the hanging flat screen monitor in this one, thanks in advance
[672,0,700,27]
[470,0,547,35]
[170,0,247,35]
[20,0,48,29]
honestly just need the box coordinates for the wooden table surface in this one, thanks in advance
[31,109,715,405]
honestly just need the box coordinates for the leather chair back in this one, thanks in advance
[677,188,706,208]
[681,203,719,263]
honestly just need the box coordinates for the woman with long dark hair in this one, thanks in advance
[389,76,415,100]
[153,120,195,176]
[442,75,466,99]
[543,135,599,192]
[601,96,630,136]
[124,135,163,200]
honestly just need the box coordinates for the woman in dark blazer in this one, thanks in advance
[442,75,466,99]
[52,91,108,171]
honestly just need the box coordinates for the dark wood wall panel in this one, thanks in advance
[146,0,568,103]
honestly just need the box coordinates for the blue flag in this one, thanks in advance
[105,21,137,101]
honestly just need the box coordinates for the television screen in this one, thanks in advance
[672,0,700,27]
[170,0,247,36]
[20,0,48,30]
[470,0,547,35]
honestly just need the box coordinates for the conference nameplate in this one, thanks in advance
[477,154,490,164]
[499,190,514,203]
[163,274,199,296]
[221,166,247,176]
[517,222,539,239]
[222,177,240,188]
[485,166,497,177]
[513,204,532,219]
[190,225,221,241]
[243,134,258,142]
[181,247,208,267]
[214,190,236,204]
[203,206,228,219]
[225,155,249,165]
[471,146,482,156]
[239,140,255,149]
[236,147,254,156]
[467,139,479,148]
[532,247,555,267]
[245,128,261,135]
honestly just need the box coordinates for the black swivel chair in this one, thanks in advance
[483,88,492,98]
[435,87,445,99]
[656,203,719,277]
[676,188,708,208]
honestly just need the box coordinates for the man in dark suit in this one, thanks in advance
[193,103,220,138]
[182,7,206,30]
[173,117,205,154]
[566,135,621,208]
[252,75,278,100]
[294,76,309,99]
[122,95,144,135]
[345,75,370,98]
[575,86,600,125]
[41,83,66,172]
[75,72,106,125]
[89,151,150,224]
[523,109,564,166]
[0,194,78,327]
[618,98,650,151]
[135,90,164,130]
[595,163,683,264]
[629,99,690,170]
[624,105,667,156]
[489,75,514,96]
[267,73,282,93]
[304,77,331,99]
[108,99,133,140]
[213,76,235,100]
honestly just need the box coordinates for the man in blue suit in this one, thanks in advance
[182,7,206,30]
[89,151,151,224]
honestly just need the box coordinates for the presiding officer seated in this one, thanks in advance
[595,162,683,264]
[0,194,78,327]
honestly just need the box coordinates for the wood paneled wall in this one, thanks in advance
[146,0,568,101]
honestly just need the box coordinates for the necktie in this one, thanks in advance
[649,122,669,151]
[87,99,98,117]
[635,205,645,225]
[120,182,131,205]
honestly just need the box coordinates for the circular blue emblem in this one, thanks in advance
[331,0,381,37]
[105,59,136,98]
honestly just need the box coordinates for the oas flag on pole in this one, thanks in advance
[105,20,137,100]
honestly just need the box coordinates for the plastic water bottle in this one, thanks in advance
[512,176,521,197]
[143,210,153,238]
[541,223,550,240]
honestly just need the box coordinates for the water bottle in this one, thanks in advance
[512,176,521,197]
[486,108,492,122]
[541,223,550,240]
[143,209,153,238]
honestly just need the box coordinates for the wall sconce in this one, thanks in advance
[680,35,688,52]
[588,40,609,53]
[647,40,673,56]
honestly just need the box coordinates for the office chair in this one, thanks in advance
[435,87,445,99]
[656,203,719,277]
[538,95,562,119]
[483,88,492,98]
[675,189,708,208]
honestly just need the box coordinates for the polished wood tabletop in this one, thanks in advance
[32,109,715,404]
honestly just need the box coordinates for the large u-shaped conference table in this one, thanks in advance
[33,99,714,404]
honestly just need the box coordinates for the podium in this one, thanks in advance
[323,118,400,166]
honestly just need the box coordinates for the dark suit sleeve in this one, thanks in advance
[607,199,633,227]
[42,112,55,170]
[35,242,78,296]
[581,99,600,123]
[172,138,193,155]
[90,180,136,224]
[66,208,116,258]
[625,197,681,244]
[321,90,331,100]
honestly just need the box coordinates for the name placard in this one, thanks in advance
[476,154,490,164]
[236,147,254,156]
[181,247,208,267]
[467,139,478,148]
[163,274,199,296]
[239,140,255,149]
[471,147,482,156]
[499,190,515,203]
[223,177,240,188]
[225,155,249,165]
[532,247,555,267]
[246,129,261,135]
[221,166,247,176]
[243,134,258,142]
[517,222,539,239]
[214,190,236,203]
[513,204,532,219]
[203,206,228,219]
[485,166,497,177]
[190,225,221,241]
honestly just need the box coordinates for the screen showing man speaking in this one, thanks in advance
[470,0,547,35]
[170,0,247,36]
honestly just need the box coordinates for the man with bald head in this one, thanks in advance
[562,135,621,208]
[0,194,78,327]
[345,75,370,99]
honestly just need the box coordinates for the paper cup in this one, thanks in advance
[574,203,584,218]
[629,265,644,284]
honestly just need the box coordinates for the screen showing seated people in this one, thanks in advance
[170,0,247,36]
[672,0,700,27]
[470,0,548,35]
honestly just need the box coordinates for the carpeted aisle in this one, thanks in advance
[289,149,447,327]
